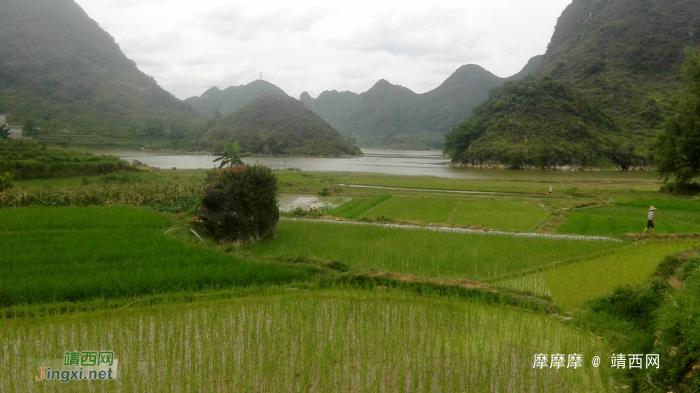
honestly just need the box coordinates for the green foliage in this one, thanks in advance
[655,48,700,188]
[0,123,10,140]
[0,176,203,208]
[444,78,635,168]
[0,139,136,180]
[204,165,278,213]
[213,140,244,168]
[0,172,13,192]
[23,118,36,136]
[534,0,700,159]
[0,206,316,306]
[574,251,700,393]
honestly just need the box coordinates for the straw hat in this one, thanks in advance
[649,206,657,210]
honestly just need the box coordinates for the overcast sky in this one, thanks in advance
[74,0,572,100]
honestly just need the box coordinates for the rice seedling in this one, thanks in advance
[0,206,317,306]
[558,205,700,236]
[495,241,699,309]
[359,197,458,223]
[242,220,624,280]
[324,194,391,219]
[449,200,548,231]
[0,290,611,392]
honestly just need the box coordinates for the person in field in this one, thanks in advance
[643,206,656,234]
[548,185,552,195]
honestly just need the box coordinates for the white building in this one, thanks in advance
[1,114,24,139]
[8,125,22,139]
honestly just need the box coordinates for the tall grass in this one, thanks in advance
[243,220,624,280]
[0,177,203,208]
[0,206,317,306]
[0,290,610,392]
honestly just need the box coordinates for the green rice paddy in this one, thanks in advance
[243,220,624,280]
[495,241,699,309]
[3,166,698,392]
[450,200,548,231]
[558,205,700,237]
[0,206,316,306]
[1,290,610,392]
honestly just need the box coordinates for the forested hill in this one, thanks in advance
[532,0,700,151]
[204,95,361,157]
[445,0,700,167]
[185,80,288,117]
[300,57,542,149]
[443,79,634,168]
[0,0,192,137]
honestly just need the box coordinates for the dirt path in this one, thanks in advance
[283,217,622,242]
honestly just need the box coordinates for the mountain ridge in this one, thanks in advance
[0,0,192,138]
[301,57,542,148]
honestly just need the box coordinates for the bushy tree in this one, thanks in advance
[0,123,10,140]
[656,48,700,187]
[197,164,279,243]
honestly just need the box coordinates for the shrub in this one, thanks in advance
[0,172,13,192]
[197,165,279,243]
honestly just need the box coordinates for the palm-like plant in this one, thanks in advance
[213,140,244,168]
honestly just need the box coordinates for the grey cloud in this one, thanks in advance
[198,5,327,40]
[337,7,486,59]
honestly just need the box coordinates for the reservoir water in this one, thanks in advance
[93,149,658,182]
[94,149,473,178]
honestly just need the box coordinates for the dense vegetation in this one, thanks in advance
[444,78,635,168]
[574,252,700,393]
[0,139,135,180]
[198,165,280,243]
[301,58,542,149]
[194,95,361,156]
[656,48,700,191]
[0,0,193,140]
[185,80,288,117]
[531,0,700,160]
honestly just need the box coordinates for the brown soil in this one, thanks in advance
[367,270,492,290]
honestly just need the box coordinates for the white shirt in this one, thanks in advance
[648,210,654,220]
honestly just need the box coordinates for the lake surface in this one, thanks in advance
[94,149,474,178]
[93,149,659,182]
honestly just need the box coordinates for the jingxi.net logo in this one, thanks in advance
[35,350,118,383]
